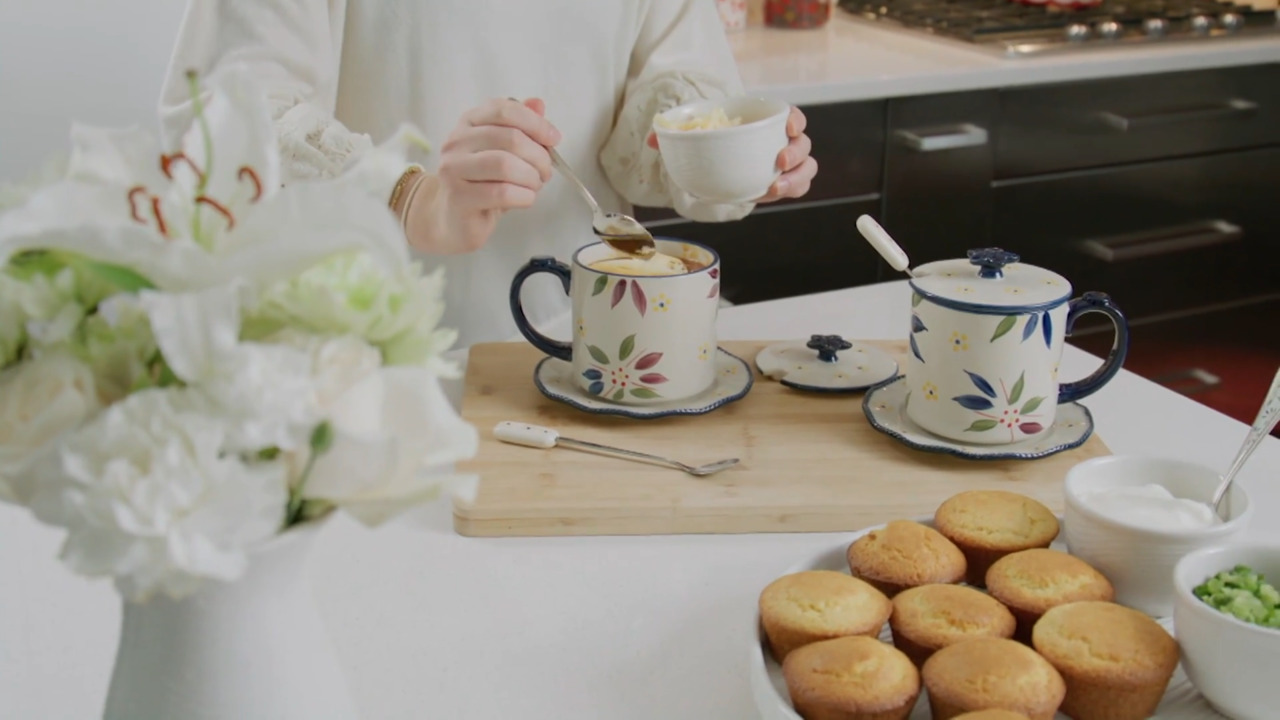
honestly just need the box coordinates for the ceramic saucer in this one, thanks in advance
[862,375,1094,460]
[755,334,898,393]
[533,347,753,419]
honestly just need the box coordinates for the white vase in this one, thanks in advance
[103,521,358,720]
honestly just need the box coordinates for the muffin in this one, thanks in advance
[759,570,892,662]
[1032,601,1179,720]
[952,712,1031,720]
[889,584,1017,667]
[984,548,1114,643]
[933,490,1060,587]
[846,520,967,597]
[783,635,921,720]
[921,637,1066,720]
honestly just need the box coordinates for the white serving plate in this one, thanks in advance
[749,518,1225,720]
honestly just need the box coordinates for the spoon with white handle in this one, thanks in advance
[1210,365,1280,520]
[493,421,738,477]
[856,214,915,278]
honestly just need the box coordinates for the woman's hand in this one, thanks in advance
[401,97,559,254]
[645,105,816,204]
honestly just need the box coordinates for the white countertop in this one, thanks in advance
[3,280,1278,720]
[732,13,1280,105]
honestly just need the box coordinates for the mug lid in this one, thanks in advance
[910,248,1071,311]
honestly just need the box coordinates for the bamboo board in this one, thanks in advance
[453,340,1110,537]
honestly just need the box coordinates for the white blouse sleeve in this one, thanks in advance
[158,0,398,196]
[599,0,754,223]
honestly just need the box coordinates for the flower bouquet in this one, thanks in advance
[0,67,478,719]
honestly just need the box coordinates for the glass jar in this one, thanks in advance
[764,0,832,28]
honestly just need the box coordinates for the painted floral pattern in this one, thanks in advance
[582,333,667,400]
[953,369,1047,441]
[923,382,939,401]
[698,344,711,361]
[990,309,1054,348]
[653,293,671,312]
[576,318,587,337]
[592,275,650,316]
[949,332,969,352]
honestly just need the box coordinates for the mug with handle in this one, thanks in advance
[509,238,722,405]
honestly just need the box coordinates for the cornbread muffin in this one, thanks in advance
[933,491,1060,586]
[759,570,893,662]
[889,584,1017,667]
[1032,601,1179,720]
[952,711,1031,720]
[984,548,1114,643]
[921,637,1066,720]
[782,636,921,720]
[846,520,967,597]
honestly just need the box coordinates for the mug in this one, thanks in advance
[509,239,721,405]
[906,289,1129,445]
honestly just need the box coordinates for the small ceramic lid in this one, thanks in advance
[911,248,1072,310]
[755,334,898,393]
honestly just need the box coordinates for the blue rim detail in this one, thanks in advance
[533,348,754,419]
[779,375,895,394]
[571,237,721,279]
[860,375,1094,461]
[908,283,1072,316]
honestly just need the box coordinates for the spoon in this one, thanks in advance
[1209,366,1280,519]
[856,214,915,278]
[547,146,657,258]
[494,421,738,477]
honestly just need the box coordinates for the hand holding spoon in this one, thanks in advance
[1210,366,1280,519]
[856,215,914,278]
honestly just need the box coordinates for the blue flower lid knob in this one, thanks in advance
[909,247,1072,310]
[754,334,898,393]
[968,248,1020,280]
[806,334,853,363]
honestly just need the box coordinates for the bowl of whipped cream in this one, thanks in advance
[652,96,790,205]
[1063,455,1252,617]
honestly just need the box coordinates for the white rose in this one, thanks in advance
[299,366,479,525]
[267,330,382,410]
[27,387,289,602]
[0,351,102,504]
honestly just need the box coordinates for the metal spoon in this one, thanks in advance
[547,146,657,258]
[1210,366,1280,520]
[494,421,738,477]
[856,215,915,278]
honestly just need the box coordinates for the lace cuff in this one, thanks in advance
[600,70,755,224]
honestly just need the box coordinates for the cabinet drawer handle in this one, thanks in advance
[893,123,989,152]
[1076,220,1242,263]
[1098,98,1259,131]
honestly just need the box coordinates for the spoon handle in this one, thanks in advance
[548,146,602,215]
[1212,365,1280,510]
[855,215,913,276]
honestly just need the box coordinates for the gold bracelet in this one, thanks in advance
[388,164,424,213]
[398,171,428,232]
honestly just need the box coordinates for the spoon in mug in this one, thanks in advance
[1209,366,1280,520]
[856,215,915,278]
[494,421,738,477]
[510,98,657,258]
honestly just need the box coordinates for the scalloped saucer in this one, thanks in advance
[533,348,753,419]
[862,375,1094,460]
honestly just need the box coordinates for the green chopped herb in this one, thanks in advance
[1193,564,1280,630]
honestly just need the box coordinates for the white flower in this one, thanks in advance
[299,366,479,526]
[80,294,157,403]
[0,351,102,504]
[26,387,288,602]
[0,66,416,295]
[246,253,458,372]
[6,266,86,355]
[268,330,382,410]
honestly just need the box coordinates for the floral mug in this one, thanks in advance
[509,239,721,405]
[905,248,1129,445]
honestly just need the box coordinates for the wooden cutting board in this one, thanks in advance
[453,340,1110,537]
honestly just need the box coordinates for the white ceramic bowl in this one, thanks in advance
[652,96,790,204]
[1174,543,1280,720]
[1063,455,1251,617]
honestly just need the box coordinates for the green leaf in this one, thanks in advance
[911,292,922,307]
[309,421,335,454]
[77,259,156,293]
[612,388,625,401]
[629,388,661,399]
[1009,371,1025,405]
[990,315,1017,342]
[257,447,282,461]
[619,334,636,362]
[591,275,608,296]
[965,419,999,432]
[1021,396,1045,414]
[587,345,609,365]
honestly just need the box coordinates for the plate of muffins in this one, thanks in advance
[750,489,1225,720]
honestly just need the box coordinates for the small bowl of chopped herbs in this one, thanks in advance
[1174,544,1280,720]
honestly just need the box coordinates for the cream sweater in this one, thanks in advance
[159,0,752,348]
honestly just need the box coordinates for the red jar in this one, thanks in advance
[764,0,832,28]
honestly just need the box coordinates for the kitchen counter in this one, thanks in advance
[732,13,1280,105]
[3,280,1278,720]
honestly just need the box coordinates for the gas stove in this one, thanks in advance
[837,0,1279,56]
